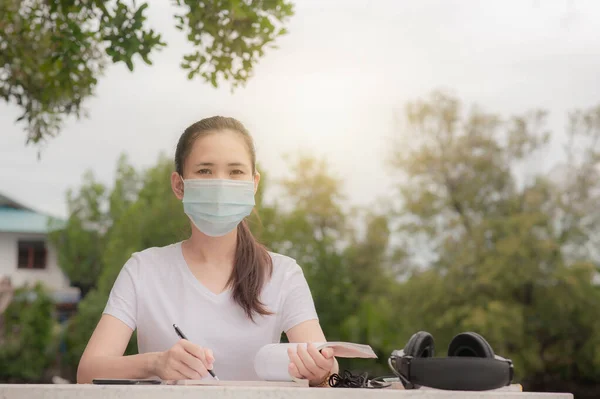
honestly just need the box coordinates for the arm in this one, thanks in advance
[77,314,214,383]
[78,256,213,384]
[76,258,160,384]
[280,262,337,386]
[77,314,159,383]
[286,320,339,386]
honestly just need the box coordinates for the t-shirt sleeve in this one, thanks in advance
[103,256,139,331]
[280,262,319,333]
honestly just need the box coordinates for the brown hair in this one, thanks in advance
[175,116,273,321]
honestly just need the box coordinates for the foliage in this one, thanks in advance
[47,172,108,299]
[388,91,600,397]
[0,0,294,145]
[0,284,57,382]
[47,154,140,299]
[61,289,107,379]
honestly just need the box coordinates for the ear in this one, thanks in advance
[171,171,184,200]
[253,171,261,194]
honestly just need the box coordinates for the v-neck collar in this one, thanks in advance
[175,241,232,303]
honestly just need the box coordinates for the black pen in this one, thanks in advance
[172,324,219,380]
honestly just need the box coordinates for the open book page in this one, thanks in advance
[253,342,377,382]
[318,342,377,358]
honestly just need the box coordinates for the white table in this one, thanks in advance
[0,384,574,399]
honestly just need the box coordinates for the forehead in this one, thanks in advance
[187,129,251,165]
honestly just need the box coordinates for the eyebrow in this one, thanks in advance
[195,162,248,167]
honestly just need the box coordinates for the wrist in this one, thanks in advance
[310,359,338,388]
[310,373,331,387]
[145,352,161,377]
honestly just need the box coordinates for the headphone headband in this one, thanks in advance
[389,354,513,391]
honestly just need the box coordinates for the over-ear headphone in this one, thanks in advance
[388,331,514,391]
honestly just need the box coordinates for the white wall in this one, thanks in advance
[0,231,70,291]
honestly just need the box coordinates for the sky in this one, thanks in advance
[1,0,600,219]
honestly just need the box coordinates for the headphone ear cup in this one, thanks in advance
[448,332,495,358]
[404,331,435,358]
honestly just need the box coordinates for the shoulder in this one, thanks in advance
[122,242,182,276]
[269,251,301,273]
[267,251,308,285]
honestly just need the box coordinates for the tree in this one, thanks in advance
[341,214,397,344]
[264,155,354,330]
[388,91,600,398]
[47,154,140,299]
[0,284,57,383]
[0,0,294,145]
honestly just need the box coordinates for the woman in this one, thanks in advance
[77,116,338,386]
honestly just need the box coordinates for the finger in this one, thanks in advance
[173,360,203,379]
[288,362,303,379]
[165,369,189,381]
[298,344,322,375]
[321,348,334,359]
[307,344,334,370]
[204,348,215,369]
[178,349,209,377]
[179,339,207,361]
[179,340,210,367]
[287,345,314,379]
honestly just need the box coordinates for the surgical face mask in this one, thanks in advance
[181,178,255,237]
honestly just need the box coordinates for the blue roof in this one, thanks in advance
[0,207,64,234]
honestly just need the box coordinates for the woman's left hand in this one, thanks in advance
[287,343,335,386]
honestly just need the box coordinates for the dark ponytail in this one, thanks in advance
[230,220,273,320]
[175,116,273,321]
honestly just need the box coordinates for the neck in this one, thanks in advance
[183,226,238,268]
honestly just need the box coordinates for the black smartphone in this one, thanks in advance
[92,378,162,385]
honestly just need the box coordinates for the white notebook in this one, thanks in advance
[254,342,377,382]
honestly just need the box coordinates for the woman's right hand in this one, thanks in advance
[152,339,214,380]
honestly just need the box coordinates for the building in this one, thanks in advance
[0,192,79,305]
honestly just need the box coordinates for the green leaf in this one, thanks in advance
[2,0,294,145]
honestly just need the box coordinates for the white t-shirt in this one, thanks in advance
[103,241,319,381]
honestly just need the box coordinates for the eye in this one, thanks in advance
[230,169,244,175]
[197,169,211,175]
